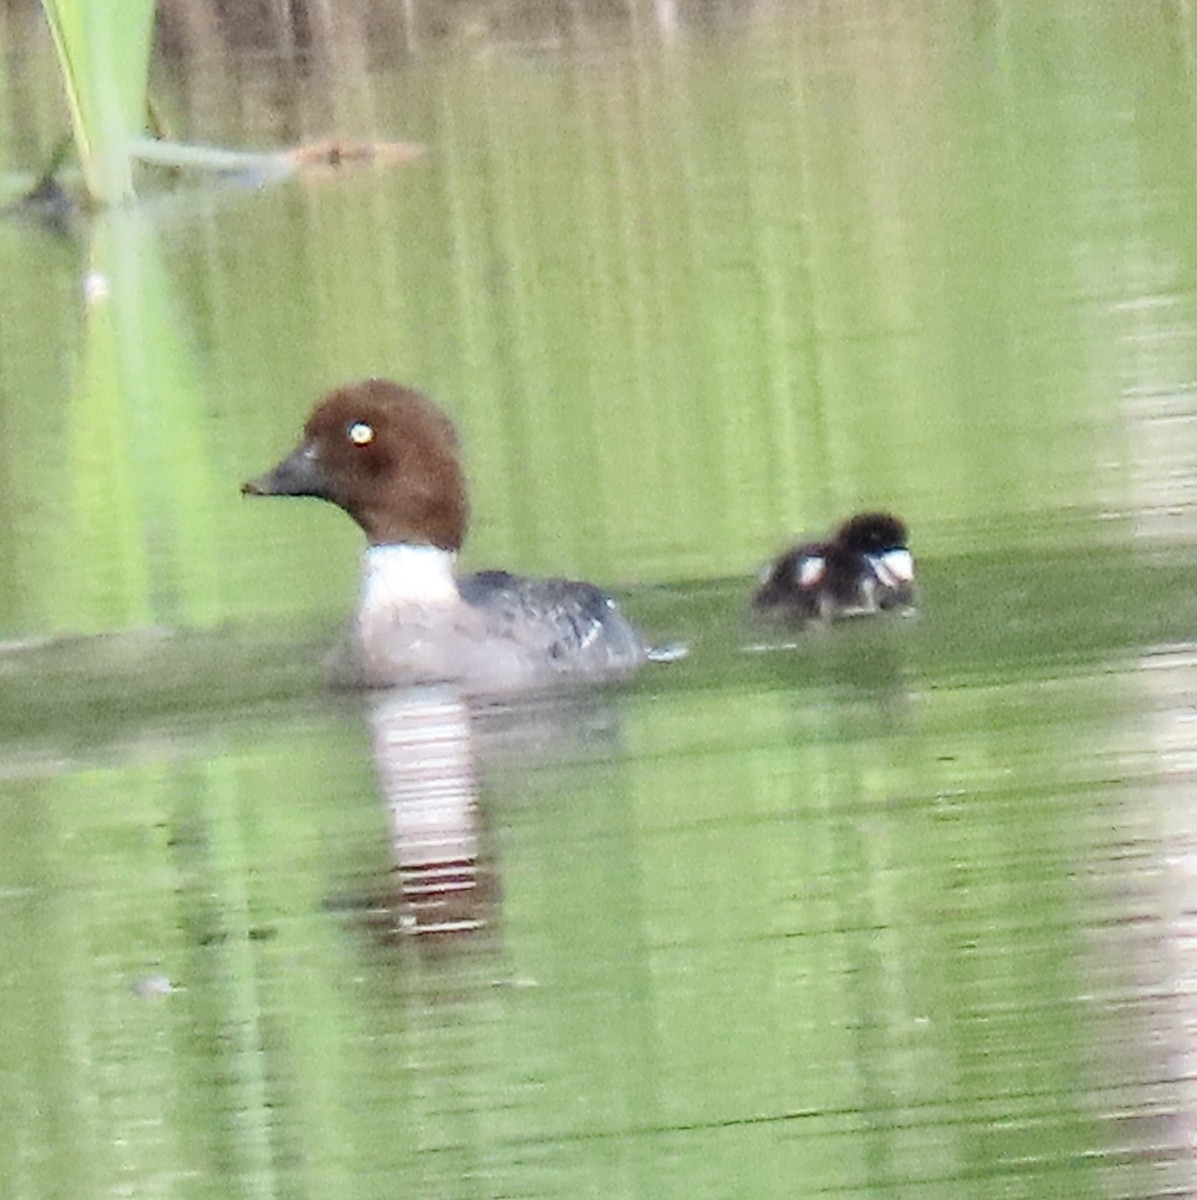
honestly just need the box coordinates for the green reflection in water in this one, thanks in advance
[1,206,218,637]
[7,0,1178,635]
[0,542,1190,1198]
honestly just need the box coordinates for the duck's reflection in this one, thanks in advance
[367,685,489,937]
[364,683,631,940]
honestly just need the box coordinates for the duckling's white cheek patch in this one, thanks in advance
[874,549,914,586]
[797,556,826,588]
[349,422,375,446]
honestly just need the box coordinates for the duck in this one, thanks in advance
[242,379,655,691]
[753,511,915,621]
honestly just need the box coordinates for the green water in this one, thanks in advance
[2,3,1197,1198]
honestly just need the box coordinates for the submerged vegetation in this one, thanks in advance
[29,0,432,207]
[18,0,740,208]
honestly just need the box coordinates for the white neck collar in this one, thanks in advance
[362,543,459,607]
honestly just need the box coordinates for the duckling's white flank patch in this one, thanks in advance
[797,555,826,587]
[362,544,459,609]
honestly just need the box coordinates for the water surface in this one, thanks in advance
[2,3,1197,1198]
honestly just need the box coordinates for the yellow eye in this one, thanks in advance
[348,421,374,446]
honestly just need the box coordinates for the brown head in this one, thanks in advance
[242,379,470,550]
